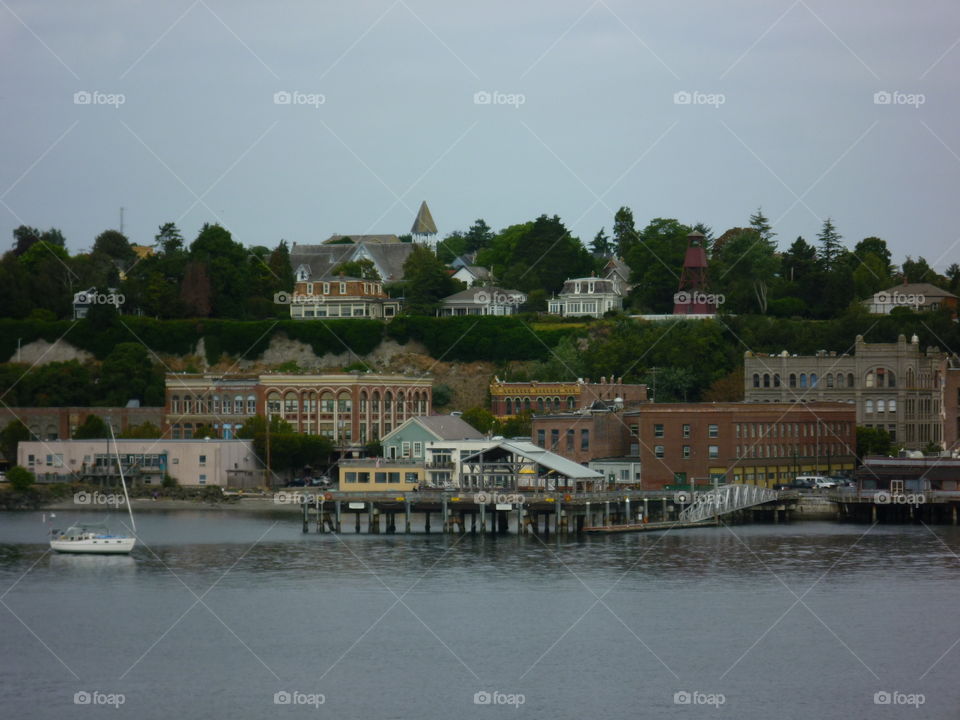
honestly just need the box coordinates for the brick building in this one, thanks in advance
[744,334,946,450]
[531,402,856,489]
[942,354,960,453]
[289,276,401,319]
[0,406,164,446]
[490,376,648,417]
[164,373,432,449]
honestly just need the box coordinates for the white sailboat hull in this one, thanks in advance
[50,537,136,554]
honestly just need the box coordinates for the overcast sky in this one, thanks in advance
[2,0,958,271]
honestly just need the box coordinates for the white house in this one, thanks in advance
[547,277,622,317]
[862,282,957,315]
[437,286,527,316]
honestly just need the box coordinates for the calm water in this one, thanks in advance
[1,510,958,719]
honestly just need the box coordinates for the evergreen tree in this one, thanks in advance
[612,207,638,256]
[590,227,613,256]
[749,207,776,246]
[817,218,843,269]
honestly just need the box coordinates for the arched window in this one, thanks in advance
[566,396,575,409]
[524,397,532,412]
[810,373,818,388]
[836,374,844,388]
[537,397,545,412]
[800,373,807,388]
[865,371,875,388]
[826,374,834,388]
[753,373,761,388]
[171,395,180,413]
[385,391,393,412]
[371,390,380,413]
[906,367,915,387]
[865,399,874,414]
[360,390,368,413]
[212,395,220,413]
[763,374,770,388]
[847,373,854,388]
[234,395,243,414]
[554,397,561,410]
[774,374,781,388]
[267,392,281,415]
[877,399,885,413]
[789,374,797,388]
[247,395,255,414]
[888,371,896,388]
[504,398,513,415]
[284,391,299,415]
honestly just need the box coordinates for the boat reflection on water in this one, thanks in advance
[48,552,137,572]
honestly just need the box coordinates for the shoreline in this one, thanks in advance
[39,497,300,514]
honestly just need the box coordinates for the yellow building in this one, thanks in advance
[338,458,424,492]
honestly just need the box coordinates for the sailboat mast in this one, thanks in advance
[109,423,136,533]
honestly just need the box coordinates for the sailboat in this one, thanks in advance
[49,425,137,555]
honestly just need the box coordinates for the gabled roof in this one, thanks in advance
[877,282,957,299]
[455,265,491,280]
[604,257,631,280]
[461,440,602,479]
[387,414,485,442]
[411,201,437,235]
[290,242,415,283]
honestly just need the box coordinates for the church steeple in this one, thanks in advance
[410,201,437,239]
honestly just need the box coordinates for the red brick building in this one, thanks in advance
[490,376,648,417]
[164,373,432,449]
[289,276,402,319]
[531,402,856,489]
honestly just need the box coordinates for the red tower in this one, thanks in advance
[673,231,716,314]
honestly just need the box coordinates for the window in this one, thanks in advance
[789,374,797,388]
[708,445,719,458]
[753,373,760,388]
[774,373,781,387]
[810,373,818,388]
[888,399,897,413]
[654,445,664,458]
[537,429,545,447]
[763,373,770,388]
[800,373,807,388]
[247,395,256,414]
[413,441,422,457]
[345,472,357,483]
[358,472,370,483]
[198,474,206,484]
[388,472,400,483]
[551,429,559,449]
[581,429,589,450]
[654,423,664,438]
[877,400,885,413]
[682,424,691,438]
[708,424,718,438]
[566,429,574,450]
[866,399,874,414]
[826,374,834,388]
[375,472,387,483]
[405,472,419,484]
[199,455,206,466]
[682,445,691,458]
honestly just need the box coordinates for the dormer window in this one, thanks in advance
[588,282,595,293]
[575,283,581,293]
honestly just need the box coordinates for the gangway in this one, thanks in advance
[677,484,780,523]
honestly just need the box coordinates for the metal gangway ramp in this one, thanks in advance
[677,484,780,523]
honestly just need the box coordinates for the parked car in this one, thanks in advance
[309,476,332,488]
[796,475,837,489]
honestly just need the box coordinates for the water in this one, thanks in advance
[1,510,958,718]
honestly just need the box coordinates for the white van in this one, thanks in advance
[796,475,836,489]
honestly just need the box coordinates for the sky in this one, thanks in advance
[1,0,959,271]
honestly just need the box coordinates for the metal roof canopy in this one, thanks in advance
[460,440,602,479]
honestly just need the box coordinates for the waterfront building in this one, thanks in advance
[289,276,402,319]
[547,276,622,317]
[436,286,526,316]
[857,455,960,492]
[18,438,259,487]
[489,376,648,417]
[338,457,424,492]
[744,334,945,450]
[164,373,432,448]
[531,401,857,489]
[381,414,485,460]
[588,457,643,489]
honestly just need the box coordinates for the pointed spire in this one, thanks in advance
[411,201,437,236]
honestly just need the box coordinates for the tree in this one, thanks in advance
[749,207,776,245]
[496,411,531,438]
[461,407,495,434]
[267,240,294,291]
[400,245,461,314]
[99,343,162,406]
[73,414,110,439]
[590,227,613,256]
[901,256,945,286]
[711,228,779,314]
[0,420,31,464]
[432,384,453,407]
[702,367,744,401]
[435,231,468,265]
[180,260,213,316]
[7,466,35,493]
[947,263,960,293]
[856,426,892,457]
[331,258,381,280]
[612,207,638,256]
[92,230,135,266]
[464,219,494,254]
[623,218,690,313]
[119,422,162,439]
[816,218,843,270]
